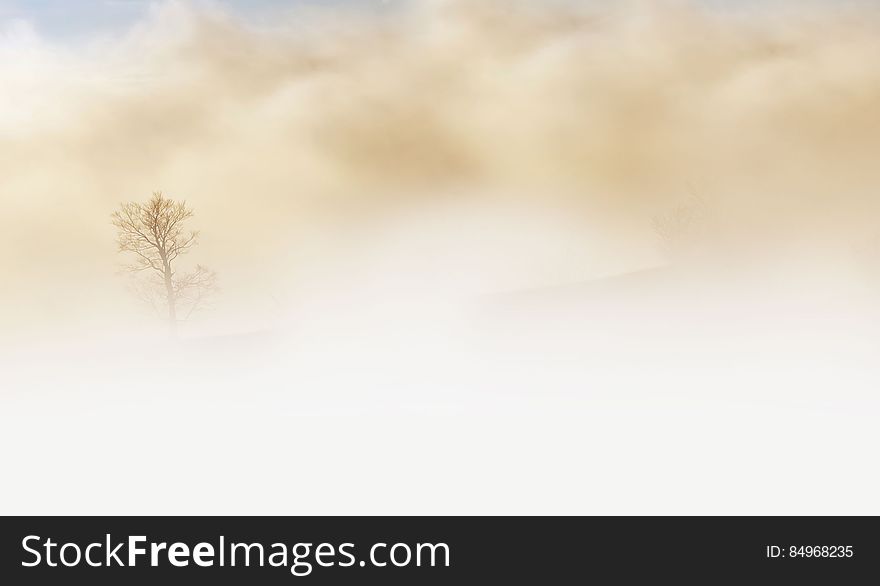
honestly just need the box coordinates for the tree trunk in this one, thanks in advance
[164,264,177,337]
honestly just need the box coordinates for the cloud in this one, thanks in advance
[2,0,880,339]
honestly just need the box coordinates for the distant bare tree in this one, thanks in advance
[855,232,880,289]
[112,192,217,334]
[652,194,712,259]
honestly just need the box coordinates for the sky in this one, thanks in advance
[2,0,874,47]
[1,0,869,37]
[0,0,381,40]
[0,1,831,38]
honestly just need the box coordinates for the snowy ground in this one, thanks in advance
[3,264,878,515]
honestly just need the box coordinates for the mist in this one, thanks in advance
[1,0,879,514]
[1,0,879,337]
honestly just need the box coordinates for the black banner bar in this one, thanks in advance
[2,517,876,583]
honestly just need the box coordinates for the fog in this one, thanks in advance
[1,0,879,513]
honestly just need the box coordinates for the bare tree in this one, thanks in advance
[112,191,217,334]
[652,194,712,260]
[855,232,880,290]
